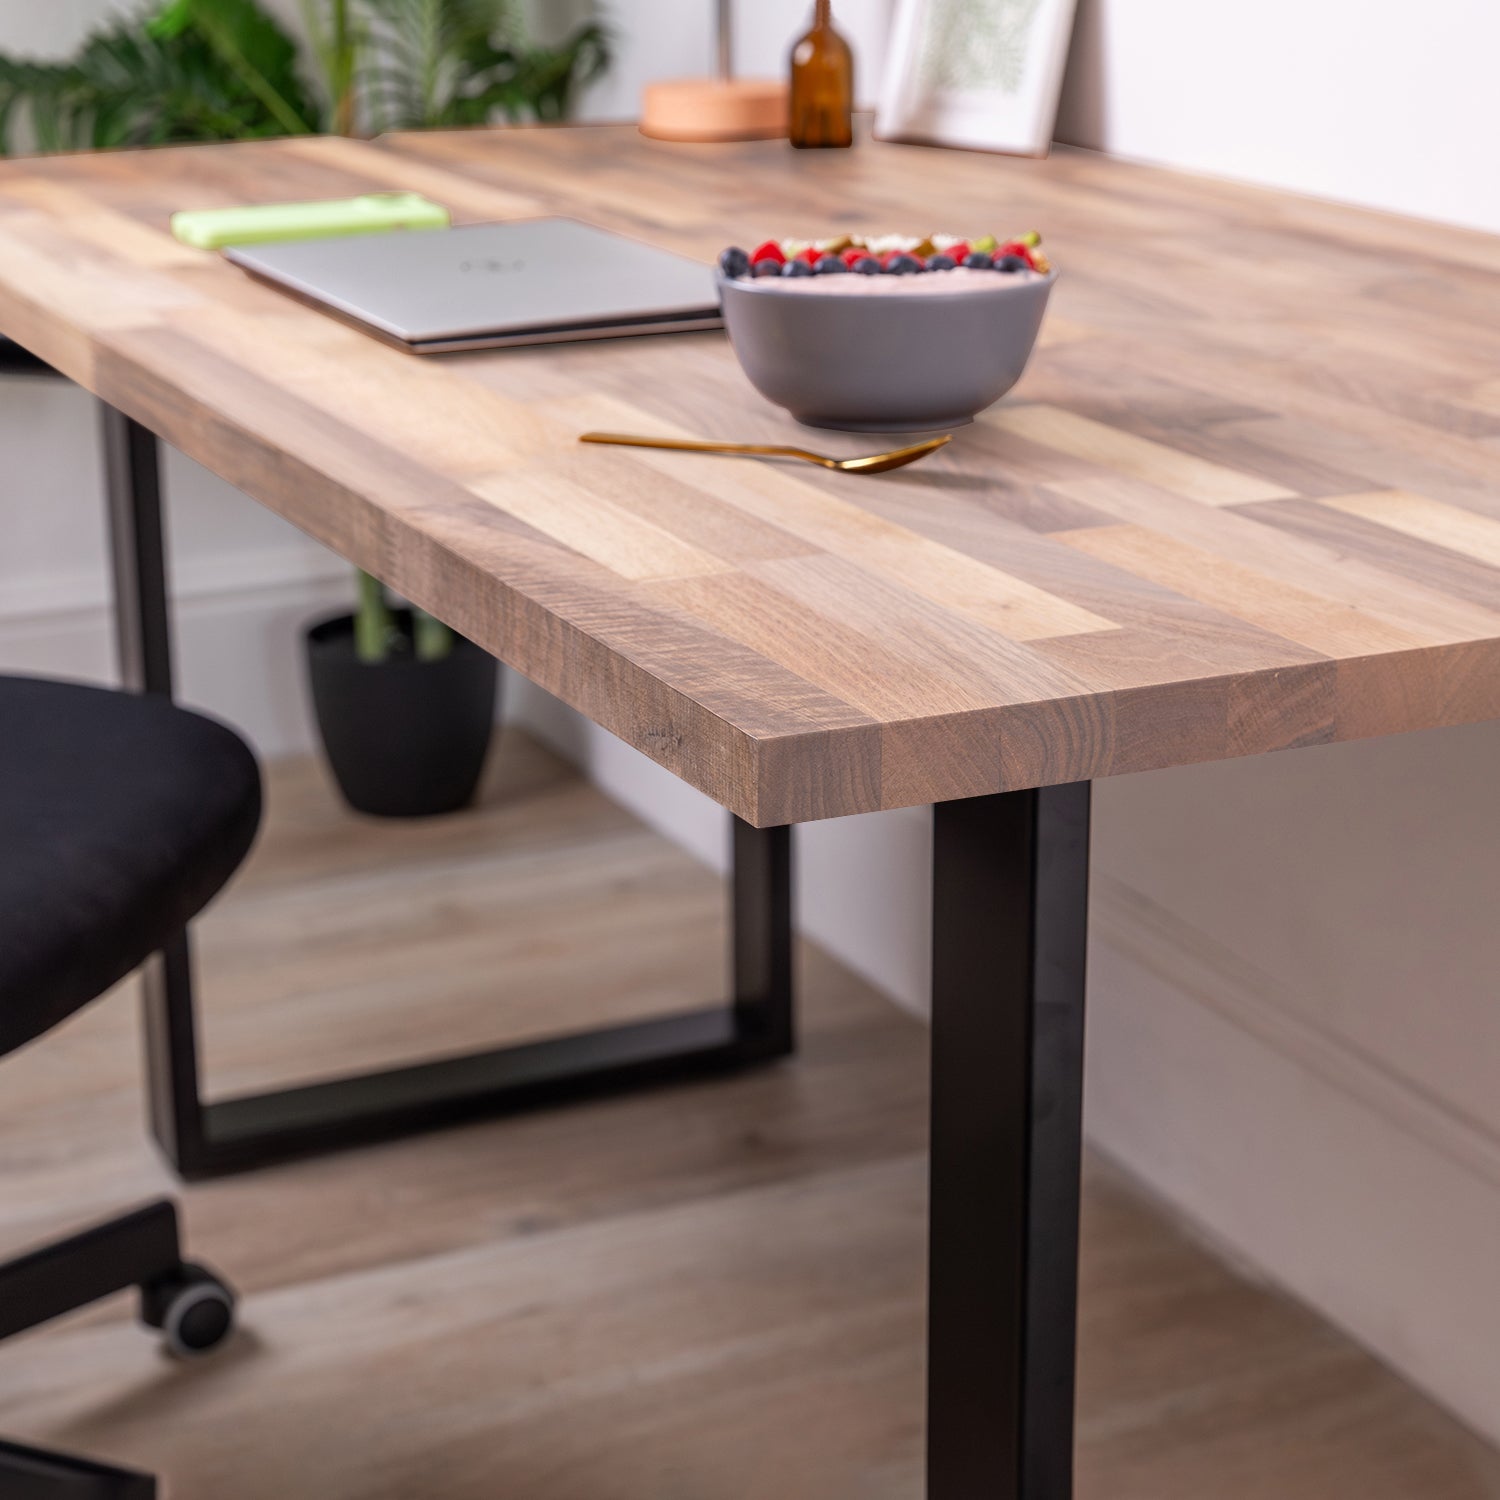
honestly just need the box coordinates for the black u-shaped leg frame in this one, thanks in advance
[100,402,795,1180]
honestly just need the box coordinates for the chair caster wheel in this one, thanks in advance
[141,1262,236,1357]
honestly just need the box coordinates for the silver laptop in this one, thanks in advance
[226,218,723,353]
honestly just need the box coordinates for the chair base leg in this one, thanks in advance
[0,1203,182,1343]
[0,1439,155,1499]
[0,1201,236,1358]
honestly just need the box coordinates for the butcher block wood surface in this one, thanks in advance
[0,123,1497,824]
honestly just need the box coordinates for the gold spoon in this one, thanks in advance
[579,430,952,476]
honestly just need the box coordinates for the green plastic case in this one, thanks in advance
[170,192,451,250]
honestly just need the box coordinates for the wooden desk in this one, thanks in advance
[1,125,1496,1500]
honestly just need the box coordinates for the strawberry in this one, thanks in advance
[750,239,786,266]
[945,241,971,265]
[797,246,822,267]
[998,240,1037,269]
[840,246,868,268]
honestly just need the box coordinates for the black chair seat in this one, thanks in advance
[0,675,261,1058]
[0,337,55,377]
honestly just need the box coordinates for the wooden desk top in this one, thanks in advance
[0,125,1496,824]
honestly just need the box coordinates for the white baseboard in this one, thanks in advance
[0,543,349,627]
[1089,874,1500,1444]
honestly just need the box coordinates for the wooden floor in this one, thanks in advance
[1,732,1496,1498]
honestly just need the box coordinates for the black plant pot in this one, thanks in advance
[305,610,499,818]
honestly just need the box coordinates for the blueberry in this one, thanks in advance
[718,246,751,279]
[926,253,957,271]
[752,259,782,277]
[814,254,849,274]
[883,253,923,275]
[996,254,1029,273]
[781,258,815,276]
[851,256,881,275]
[963,251,994,269]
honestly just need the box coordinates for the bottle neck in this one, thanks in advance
[717,0,733,78]
[814,0,832,28]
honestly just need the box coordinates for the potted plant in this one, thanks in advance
[305,583,499,818]
[0,0,609,817]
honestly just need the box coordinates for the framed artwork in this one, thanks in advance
[875,0,1080,158]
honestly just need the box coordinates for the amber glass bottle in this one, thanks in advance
[789,0,854,149]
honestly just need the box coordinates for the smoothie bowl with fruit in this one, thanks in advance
[717,232,1055,432]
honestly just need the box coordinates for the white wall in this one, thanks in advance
[4,0,1500,1451]
[0,1,119,57]
[1087,724,1500,1444]
[535,0,896,118]
[1056,0,1500,235]
[1048,0,1500,1447]
[491,1,900,118]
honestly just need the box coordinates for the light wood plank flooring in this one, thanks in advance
[0,733,1496,1498]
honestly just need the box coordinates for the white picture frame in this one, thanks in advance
[874,0,1080,159]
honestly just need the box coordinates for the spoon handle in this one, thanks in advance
[579,432,814,463]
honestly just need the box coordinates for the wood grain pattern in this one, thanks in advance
[3,739,1498,1499]
[0,123,1496,822]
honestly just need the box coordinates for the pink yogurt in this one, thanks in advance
[741,266,1045,293]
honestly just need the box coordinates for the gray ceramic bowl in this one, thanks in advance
[718,269,1056,432]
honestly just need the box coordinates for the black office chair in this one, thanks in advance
[0,674,261,1497]
[0,339,52,377]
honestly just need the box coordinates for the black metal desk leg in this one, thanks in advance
[97,400,796,1180]
[101,403,173,698]
[732,815,795,1060]
[928,783,1091,1500]
[100,403,207,1171]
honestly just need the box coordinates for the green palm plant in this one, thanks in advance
[358,0,608,131]
[302,0,363,136]
[157,0,609,139]
[0,1,318,152]
[0,0,610,170]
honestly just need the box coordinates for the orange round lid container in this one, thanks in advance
[640,78,789,143]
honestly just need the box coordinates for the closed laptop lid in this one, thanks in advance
[225,217,721,347]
